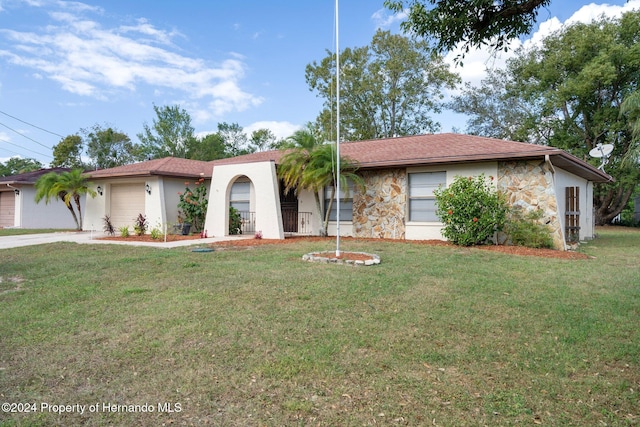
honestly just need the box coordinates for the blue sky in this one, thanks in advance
[0,0,638,166]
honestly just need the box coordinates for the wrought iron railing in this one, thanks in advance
[238,211,256,234]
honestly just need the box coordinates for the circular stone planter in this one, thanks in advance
[302,251,381,266]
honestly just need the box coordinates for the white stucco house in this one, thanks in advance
[83,134,612,250]
[84,157,212,232]
[0,168,84,229]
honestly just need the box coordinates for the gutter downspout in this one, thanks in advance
[545,155,567,251]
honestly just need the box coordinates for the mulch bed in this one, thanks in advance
[97,234,590,260]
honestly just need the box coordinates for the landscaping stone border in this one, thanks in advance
[302,251,381,266]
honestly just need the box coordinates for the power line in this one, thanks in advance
[0,137,53,159]
[0,109,65,138]
[0,121,53,150]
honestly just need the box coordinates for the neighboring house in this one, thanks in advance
[85,157,212,232]
[0,168,82,229]
[83,134,612,250]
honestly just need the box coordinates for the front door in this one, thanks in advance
[279,182,298,233]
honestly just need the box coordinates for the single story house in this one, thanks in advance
[0,167,82,229]
[84,157,212,232]
[83,134,612,250]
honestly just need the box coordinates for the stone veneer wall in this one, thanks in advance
[498,160,565,250]
[353,169,406,239]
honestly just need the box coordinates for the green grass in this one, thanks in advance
[0,228,638,426]
[0,229,75,237]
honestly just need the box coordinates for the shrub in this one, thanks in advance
[178,179,208,232]
[229,206,242,235]
[504,207,554,249]
[119,226,130,238]
[254,230,263,239]
[434,174,508,246]
[133,213,148,236]
[103,215,115,236]
[150,227,163,240]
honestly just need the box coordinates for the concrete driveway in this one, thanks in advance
[0,231,250,249]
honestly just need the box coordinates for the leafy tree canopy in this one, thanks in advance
[51,134,86,169]
[84,124,140,169]
[138,104,196,159]
[0,157,43,176]
[306,29,459,141]
[384,0,551,60]
[451,10,640,224]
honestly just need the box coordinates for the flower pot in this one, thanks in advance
[181,223,191,235]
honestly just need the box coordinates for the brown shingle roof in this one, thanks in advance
[209,133,612,183]
[87,157,212,179]
[83,134,612,183]
[0,167,71,184]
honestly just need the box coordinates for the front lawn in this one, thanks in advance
[0,228,638,426]
[0,228,75,237]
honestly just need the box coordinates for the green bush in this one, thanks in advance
[229,207,242,235]
[504,207,554,249]
[178,178,208,232]
[434,174,507,246]
[119,226,130,238]
[150,227,163,240]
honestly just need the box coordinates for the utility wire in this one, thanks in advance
[0,136,53,159]
[0,121,53,150]
[0,109,64,138]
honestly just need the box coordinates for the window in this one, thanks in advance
[230,181,250,212]
[324,179,354,221]
[409,172,446,222]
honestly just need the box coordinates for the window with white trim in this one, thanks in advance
[408,171,446,222]
[324,179,354,221]
[230,181,250,212]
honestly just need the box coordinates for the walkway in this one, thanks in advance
[0,231,253,250]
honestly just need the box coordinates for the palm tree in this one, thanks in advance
[278,130,364,236]
[35,169,96,230]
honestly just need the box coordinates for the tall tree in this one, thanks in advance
[84,124,140,169]
[0,157,43,176]
[306,30,459,141]
[34,169,96,230]
[51,135,85,168]
[138,104,196,159]
[248,129,277,153]
[278,129,363,236]
[452,11,640,224]
[384,0,551,60]
[187,133,228,161]
[217,122,253,157]
[450,68,549,143]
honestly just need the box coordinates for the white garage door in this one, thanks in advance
[110,183,145,229]
[0,191,15,228]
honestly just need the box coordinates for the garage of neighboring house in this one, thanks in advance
[0,191,15,228]
[109,183,145,229]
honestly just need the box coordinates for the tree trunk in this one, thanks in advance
[60,191,81,230]
[74,193,83,230]
[323,187,337,238]
[313,191,327,237]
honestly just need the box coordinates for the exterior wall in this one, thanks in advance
[204,161,283,239]
[554,167,595,241]
[9,186,81,229]
[405,162,498,240]
[498,160,565,250]
[84,176,209,234]
[353,168,406,239]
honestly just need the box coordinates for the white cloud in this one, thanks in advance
[372,7,406,29]
[0,0,262,115]
[444,1,640,90]
[244,121,300,141]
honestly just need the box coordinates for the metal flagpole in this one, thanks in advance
[335,0,341,257]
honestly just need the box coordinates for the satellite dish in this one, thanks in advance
[589,143,614,171]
